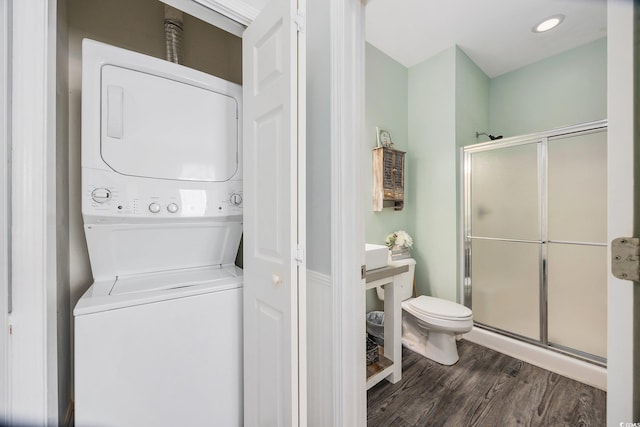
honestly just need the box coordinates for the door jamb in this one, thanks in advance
[9,0,60,423]
[329,0,367,425]
[0,0,10,421]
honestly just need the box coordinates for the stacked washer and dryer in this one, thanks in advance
[74,40,244,426]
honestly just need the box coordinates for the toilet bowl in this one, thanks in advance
[376,258,473,365]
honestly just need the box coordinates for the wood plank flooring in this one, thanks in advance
[367,340,606,427]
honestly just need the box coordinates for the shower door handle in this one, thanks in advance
[464,247,471,278]
[463,246,472,307]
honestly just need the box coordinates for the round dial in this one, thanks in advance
[148,202,161,214]
[230,193,243,206]
[91,188,112,204]
[167,203,179,213]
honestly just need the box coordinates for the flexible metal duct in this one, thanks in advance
[164,5,184,64]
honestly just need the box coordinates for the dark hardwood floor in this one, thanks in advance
[367,340,606,427]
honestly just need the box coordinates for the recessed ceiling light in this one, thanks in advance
[532,14,565,33]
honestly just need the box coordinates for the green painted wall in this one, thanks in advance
[456,48,490,149]
[365,44,409,310]
[365,40,606,310]
[454,48,490,301]
[490,38,607,137]
[407,47,458,302]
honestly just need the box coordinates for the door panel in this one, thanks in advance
[548,243,607,358]
[255,109,284,261]
[548,130,607,243]
[471,239,540,340]
[470,143,540,241]
[243,0,302,425]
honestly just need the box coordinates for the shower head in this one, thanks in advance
[476,132,503,141]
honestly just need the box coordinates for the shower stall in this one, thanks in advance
[462,120,607,365]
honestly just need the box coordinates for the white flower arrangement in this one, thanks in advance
[385,230,413,250]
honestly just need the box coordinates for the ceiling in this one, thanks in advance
[365,0,607,78]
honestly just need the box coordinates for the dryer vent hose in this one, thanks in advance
[164,5,184,65]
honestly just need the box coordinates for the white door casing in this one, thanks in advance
[606,0,636,423]
[242,0,306,425]
[9,0,60,424]
[328,0,367,425]
[0,0,9,421]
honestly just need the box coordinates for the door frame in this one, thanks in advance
[0,0,10,422]
[328,0,367,425]
[9,0,60,423]
[192,0,260,26]
[606,0,636,423]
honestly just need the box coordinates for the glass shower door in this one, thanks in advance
[464,123,608,363]
[547,129,607,360]
[468,141,542,340]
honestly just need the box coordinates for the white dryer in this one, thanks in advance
[74,39,244,426]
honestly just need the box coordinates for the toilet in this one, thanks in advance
[376,258,473,365]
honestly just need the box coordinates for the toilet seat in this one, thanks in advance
[403,296,472,322]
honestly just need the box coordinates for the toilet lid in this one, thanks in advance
[408,296,472,319]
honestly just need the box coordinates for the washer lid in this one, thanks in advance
[73,265,244,316]
[408,296,472,319]
[110,265,239,296]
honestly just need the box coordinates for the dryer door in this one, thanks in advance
[100,65,239,182]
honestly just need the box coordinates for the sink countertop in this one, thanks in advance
[365,264,409,284]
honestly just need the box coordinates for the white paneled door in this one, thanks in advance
[242,0,306,426]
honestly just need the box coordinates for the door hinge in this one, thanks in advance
[294,10,305,33]
[361,265,366,280]
[612,237,640,281]
[295,244,305,266]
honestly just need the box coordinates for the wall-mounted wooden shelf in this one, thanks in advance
[373,147,405,211]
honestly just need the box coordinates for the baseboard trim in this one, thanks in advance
[464,327,607,391]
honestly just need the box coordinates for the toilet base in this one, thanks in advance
[402,330,460,365]
[402,313,463,365]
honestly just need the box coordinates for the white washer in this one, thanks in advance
[74,40,244,426]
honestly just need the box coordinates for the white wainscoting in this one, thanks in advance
[306,270,334,427]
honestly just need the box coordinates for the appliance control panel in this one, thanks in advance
[83,169,242,220]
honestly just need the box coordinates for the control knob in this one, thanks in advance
[91,188,112,204]
[167,203,179,213]
[230,193,243,206]
[148,202,161,214]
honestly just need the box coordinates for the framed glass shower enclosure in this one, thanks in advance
[462,120,607,364]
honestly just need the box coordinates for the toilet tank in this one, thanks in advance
[376,258,416,302]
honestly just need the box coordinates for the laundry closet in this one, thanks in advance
[63,0,246,423]
[66,0,242,321]
[5,0,352,423]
